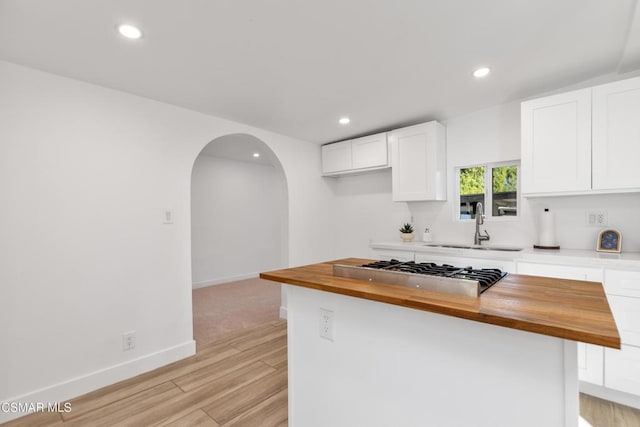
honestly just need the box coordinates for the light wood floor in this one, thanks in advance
[2,321,288,427]
[580,393,640,427]
[5,320,640,427]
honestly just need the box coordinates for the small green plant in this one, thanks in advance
[399,223,414,233]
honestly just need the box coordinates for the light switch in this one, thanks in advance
[164,210,173,224]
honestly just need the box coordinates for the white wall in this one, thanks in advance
[191,154,286,287]
[0,60,333,422]
[327,170,411,259]
[331,97,640,254]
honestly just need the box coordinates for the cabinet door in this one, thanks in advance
[605,345,640,396]
[321,141,352,175]
[389,122,446,201]
[351,133,388,170]
[592,76,640,190]
[521,88,591,195]
[515,261,604,385]
[606,295,640,348]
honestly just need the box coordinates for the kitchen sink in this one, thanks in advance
[423,243,523,252]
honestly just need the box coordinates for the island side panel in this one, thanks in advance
[286,285,578,427]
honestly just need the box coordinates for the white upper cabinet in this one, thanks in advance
[592,76,640,190]
[389,121,446,201]
[521,88,592,195]
[321,132,388,176]
[351,133,388,170]
[321,140,352,174]
[521,76,640,197]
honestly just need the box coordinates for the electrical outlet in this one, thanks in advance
[122,331,136,351]
[319,309,334,341]
[586,210,608,226]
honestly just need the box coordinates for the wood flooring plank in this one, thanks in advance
[260,347,287,369]
[174,336,286,392]
[203,323,283,350]
[63,382,183,427]
[0,411,63,427]
[152,361,278,426]
[204,369,288,425]
[63,346,240,420]
[115,361,275,427]
[222,389,288,427]
[231,327,286,351]
[580,393,616,427]
[162,409,219,427]
[613,400,640,427]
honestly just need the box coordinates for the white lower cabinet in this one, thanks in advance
[605,345,640,396]
[606,295,640,347]
[370,249,414,262]
[601,269,640,397]
[516,261,605,386]
[415,253,515,273]
[515,262,603,282]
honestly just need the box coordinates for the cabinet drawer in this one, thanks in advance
[607,295,640,347]
[516,262,603,282]
[370,250,414,263]
[605,345,640,395]
[605,269,640,298]
[415,253,515,273]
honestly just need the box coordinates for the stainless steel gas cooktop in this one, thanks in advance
[333,259,507,297]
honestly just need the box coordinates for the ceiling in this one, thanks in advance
[199,133,281,167]
[1,0,639,144]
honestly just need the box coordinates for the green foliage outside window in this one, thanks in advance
[459,166,485,195]
[492,166,518,193]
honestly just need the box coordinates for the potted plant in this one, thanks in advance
[399,223,415,242]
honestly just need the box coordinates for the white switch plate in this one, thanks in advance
[319,309,334,341]
[163,210,174,224]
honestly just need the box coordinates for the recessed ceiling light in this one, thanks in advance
[253,152,260,158]
[117,24,143,40]
[473,67,491,78]
[339,117,350,125]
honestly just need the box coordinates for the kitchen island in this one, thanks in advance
[261,258,619,427]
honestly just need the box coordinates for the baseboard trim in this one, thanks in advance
[580,381,640,410]
[279,306,288,319]
[192,272,259,289]
[0,340,196,424]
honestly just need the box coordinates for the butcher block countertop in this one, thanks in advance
[260,258,621,349]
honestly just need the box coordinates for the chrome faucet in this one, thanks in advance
[474,202,490,245]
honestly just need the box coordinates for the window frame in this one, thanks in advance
[455,160,521,222]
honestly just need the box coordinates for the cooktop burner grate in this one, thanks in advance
[359,259,507,293]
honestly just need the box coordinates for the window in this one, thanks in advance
[457,161,519,220]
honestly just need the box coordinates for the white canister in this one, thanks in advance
[423,227,433,243]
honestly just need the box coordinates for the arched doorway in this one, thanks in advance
[190,133,288,347]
